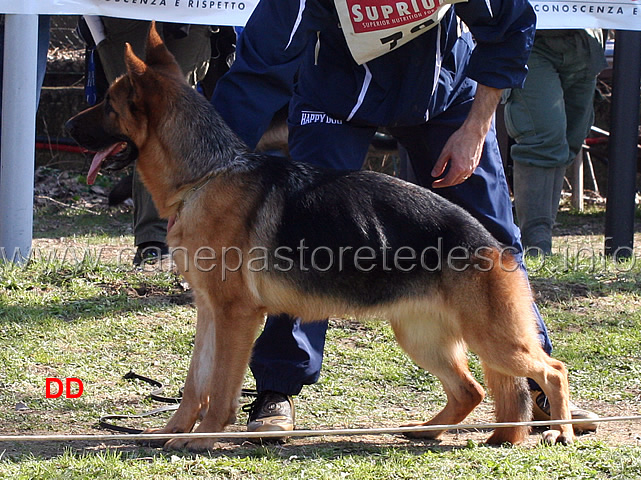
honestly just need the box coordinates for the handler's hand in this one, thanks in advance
[431,84,503,189]
[430,126,484,188]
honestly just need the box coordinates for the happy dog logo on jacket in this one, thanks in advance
[300,111,344,126]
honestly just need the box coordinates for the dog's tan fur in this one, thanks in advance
[67,24,575,451]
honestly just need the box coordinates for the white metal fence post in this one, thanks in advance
[0,14,38,264]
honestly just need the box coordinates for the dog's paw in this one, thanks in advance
[542,429,576,445]
[163,437,217,452]
[399,422,444,440]
[138,427,185,448]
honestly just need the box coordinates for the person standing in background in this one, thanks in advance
[504,29,607,255]
[88,18,211,265]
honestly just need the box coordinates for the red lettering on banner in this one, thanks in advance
[348,0,440,33]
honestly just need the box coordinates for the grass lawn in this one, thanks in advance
[1,171,641,479]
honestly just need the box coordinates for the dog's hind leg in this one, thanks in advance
[390,314,485,440]
[478,348,573,445]
[481,365,532,445]
[500,351,574,445]
[164,301,264,452]
[527,355,574,445]
[460,262,575,445]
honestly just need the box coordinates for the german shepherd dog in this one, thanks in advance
[66,23,575,451]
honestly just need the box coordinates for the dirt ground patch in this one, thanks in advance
[2,398,640,460]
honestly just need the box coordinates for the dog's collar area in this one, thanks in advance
[165,156,246,223]
[166,170,219,227]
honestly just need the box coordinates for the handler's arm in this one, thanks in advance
[211,0,331,149]
[431,0,535,188]
[431,84,502,189]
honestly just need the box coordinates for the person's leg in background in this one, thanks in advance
[244,100,377,435]
[96,19,168,263]
[96,19,211,264]
[130,24,211,264]
[505,44,570,255]
[504,33,599,255]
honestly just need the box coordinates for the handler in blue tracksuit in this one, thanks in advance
[212,0,597,432]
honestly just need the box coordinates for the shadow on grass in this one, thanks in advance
[0,288,193,326]
[0,419,602,462]
[33,208,133,241]
[530,278,606,304]
[0,434,478,463]
[530,272,640,304]
[9,426,599,462]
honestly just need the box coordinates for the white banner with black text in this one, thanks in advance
[1,0,641,30]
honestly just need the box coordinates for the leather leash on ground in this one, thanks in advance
[98,371,257,434]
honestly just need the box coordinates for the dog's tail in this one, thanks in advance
[483,367,532,445]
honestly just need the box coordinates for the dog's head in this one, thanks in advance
[65,22,184,184]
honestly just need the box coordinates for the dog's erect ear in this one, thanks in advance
[121,22,181,104]
[145,21,180,70]
[124,42,147,78]
[123,42,149,105]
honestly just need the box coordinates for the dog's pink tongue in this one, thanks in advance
[87,143,123,185]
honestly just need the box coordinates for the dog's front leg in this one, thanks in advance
[164,302,264,452]
[143,300,218,444]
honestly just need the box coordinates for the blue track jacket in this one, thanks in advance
[212,0,536,149]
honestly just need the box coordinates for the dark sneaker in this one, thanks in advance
[531,390,598,434]
[133,242,169,266]
[242,391,294,441]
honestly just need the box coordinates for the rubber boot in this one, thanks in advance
[512,162,566,255]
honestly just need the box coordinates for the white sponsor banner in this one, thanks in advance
[334,0,466,65]
[531,1,641,30]
[0,0,259,26]
[0,1,640,31]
